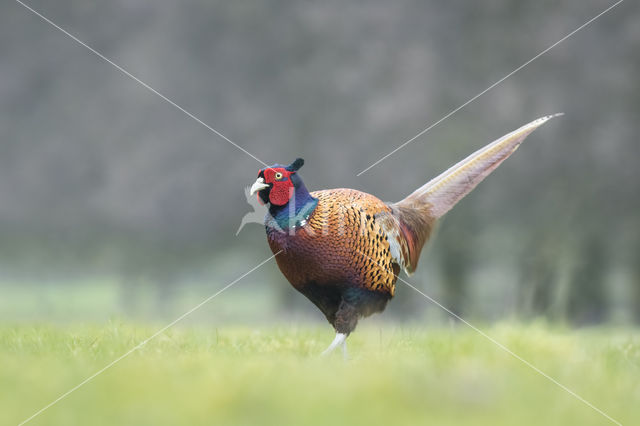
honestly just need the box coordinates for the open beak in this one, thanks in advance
[250,177,270,195]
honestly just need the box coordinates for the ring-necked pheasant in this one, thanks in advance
[249,115,560,356]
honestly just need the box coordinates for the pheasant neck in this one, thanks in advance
[268,182,318,231]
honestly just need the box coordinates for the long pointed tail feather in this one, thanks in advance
[389,114,561,274]
[396,113,562,219]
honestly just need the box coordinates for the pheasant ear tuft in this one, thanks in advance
[286,158,304,172]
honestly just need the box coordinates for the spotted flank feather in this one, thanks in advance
[267,189,400,296]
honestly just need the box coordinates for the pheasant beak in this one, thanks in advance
[250,177,270,195]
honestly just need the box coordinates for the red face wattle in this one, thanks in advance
[250,158,304,206]
[261,167,295,206]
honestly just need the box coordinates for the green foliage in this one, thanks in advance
[1,322,638,425]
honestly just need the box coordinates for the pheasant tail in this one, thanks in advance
[390,114,562,274]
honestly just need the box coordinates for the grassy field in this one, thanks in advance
[1,322,638,426]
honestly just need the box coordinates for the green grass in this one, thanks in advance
[1,322,638,426]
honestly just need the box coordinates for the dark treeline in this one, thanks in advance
[0,0,638,324]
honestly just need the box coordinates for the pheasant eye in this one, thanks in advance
[275,172,283,180]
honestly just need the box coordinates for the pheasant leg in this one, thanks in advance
[321,333,347,356]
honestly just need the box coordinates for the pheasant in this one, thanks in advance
[249,115,560,356]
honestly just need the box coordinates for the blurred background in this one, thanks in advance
[0,0,637,326]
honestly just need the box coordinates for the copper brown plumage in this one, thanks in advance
[249,114,561,356]
[267,189,398,296]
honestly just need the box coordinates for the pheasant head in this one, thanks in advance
[250,158,305,206]
[249,158,317,231]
